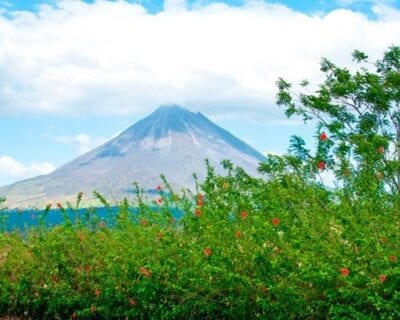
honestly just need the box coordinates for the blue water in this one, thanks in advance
[1,206,184,231]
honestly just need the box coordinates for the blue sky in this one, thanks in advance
[0,0,400,186]
[3,0,400,15]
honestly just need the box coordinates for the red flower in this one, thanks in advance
[318,161,326,170]
[379,274,387,283]
[157,231,164,239]
[140,267,151,278]
[261,286,269,294]
[129,298,137,306]
[157,198,163,204]
[235,230,242,238]
[389,255,397,262]
[240,211,249,219]
[51,275,60,284]
[195,209,202,217]
[156,185,162,191]
[71,312,78,320]
[340,268,350,277]
[272,217,280,226]
[196,199,203,207]
[95,289,101,297]
[203,247,212,257]
[377,146,385,154]
[197,194,205,201]
[140,219,148,226]
[320,132,328,141]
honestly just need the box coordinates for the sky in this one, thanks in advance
[0,0,400,186]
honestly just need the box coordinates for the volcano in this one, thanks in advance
[0,105,266,208]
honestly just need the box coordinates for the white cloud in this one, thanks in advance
[0,155,55,186]
[0,0,399,121]
[53,133,108,155]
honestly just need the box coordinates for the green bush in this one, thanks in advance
[0,164,399,319]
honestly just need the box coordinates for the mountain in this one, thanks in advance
[0,105,266,208]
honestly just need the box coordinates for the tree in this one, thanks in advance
[260,46,400,196]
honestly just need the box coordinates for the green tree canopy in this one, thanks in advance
[260,46,400,197]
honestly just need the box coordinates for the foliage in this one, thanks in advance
[266,46,400,197]
[0,163,399,319]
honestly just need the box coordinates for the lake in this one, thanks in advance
[1,206,184,231]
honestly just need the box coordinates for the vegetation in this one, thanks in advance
[269,45,400,196]
[0,47,399,319]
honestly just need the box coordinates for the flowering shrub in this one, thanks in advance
[0,163,398,319]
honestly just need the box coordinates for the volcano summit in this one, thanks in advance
[1,105,266,207]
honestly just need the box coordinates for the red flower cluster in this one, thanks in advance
[340,268,350,277]
[197,194,205,206]
[94,289,101,297]
[157,198,163,205]
[272,217,280,226]
[129,298,137,306]
[377,146,385,154]
[84,265,91,272]
[195,209,202,217]
[140,267,152,278]
[389,255,397,262]
[318,161,326,170]
[203,247,212,257]
[240,211,249,219]
[379,274,387,283]
[71,312,78,319]
[235,231,242,238]
[157,231,164,239]
[320,132,328,141]
[261,286,269,294]
[156,185,162,191]
[140,219,148,226]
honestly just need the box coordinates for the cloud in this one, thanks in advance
[53,133,108,155]
[0,0,399,121]
[0,155,55,186]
